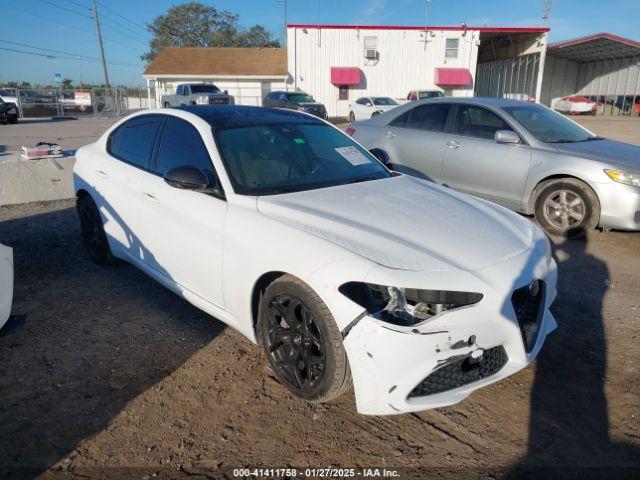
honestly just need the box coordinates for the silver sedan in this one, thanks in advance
[349,97,640,235]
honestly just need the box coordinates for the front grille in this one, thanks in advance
[407,346,508,398]
[511,281,546,353]
[209,97,229,105]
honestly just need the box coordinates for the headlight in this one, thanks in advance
[339,282,483,327]
[196,96,209,105]
[604,169,640,187]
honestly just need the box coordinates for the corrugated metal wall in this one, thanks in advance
[288,27,480,117]
[540,56,580,107]
[541,55,640,114]
[476,53,541,100]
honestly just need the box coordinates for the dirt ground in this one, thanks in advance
[0,196,639,479]
[1,114,639,479]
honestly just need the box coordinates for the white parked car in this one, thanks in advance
[554,96,596,115]
[73,105,557,415]
[0,243,13,330]
[349,97,399,122]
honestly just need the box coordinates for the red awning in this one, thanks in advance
[435,68,472,86]
[331,67,361,85]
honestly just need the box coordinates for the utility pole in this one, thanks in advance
[277,0,287,48]
[542,0,552,25]
[93,0,110,89]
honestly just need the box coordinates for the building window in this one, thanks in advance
[445,38,459,59]
[338,85,349,100]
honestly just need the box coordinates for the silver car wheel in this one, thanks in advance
[542,190,585,231]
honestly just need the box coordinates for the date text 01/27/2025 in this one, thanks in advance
[232,468,401,478]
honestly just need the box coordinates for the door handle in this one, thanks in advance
[96,170,108,179]
[143,192,159,203]
[385,131,397,138]
[446,140,461,149]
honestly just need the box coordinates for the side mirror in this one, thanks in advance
[164,166,209,190]
[365,102,373,107]
[224,90,229,94]
[369,148,392,168]
[495,130,520,144]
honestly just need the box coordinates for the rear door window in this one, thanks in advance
[454,105,510,140]
[155,116,216,180]
[389,104,450,132]
[107,115,163,169]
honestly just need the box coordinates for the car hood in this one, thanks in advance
[298,102,325,108]
[551,139,640,171]
[257,175,534,272]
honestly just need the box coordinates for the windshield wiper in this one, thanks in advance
[580,136,605,142]
[552,139,577,143]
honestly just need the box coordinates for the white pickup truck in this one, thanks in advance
[161,83,234,107]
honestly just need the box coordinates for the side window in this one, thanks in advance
[356,98,366,105]
[454,105,510,140]
[445,38,459,59]
[156,116,216,179]
[107,115,163,169]
[390,104,449,132]
[279,93,288,102]
[183,85,190,96]
[176,85,183,95]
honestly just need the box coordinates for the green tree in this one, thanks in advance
[61,78,73,89]
[142,2,280,63]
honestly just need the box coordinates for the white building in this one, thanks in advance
[143,47,288,108]
[287,24,549,117]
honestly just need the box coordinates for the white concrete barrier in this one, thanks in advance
[0,156,76,206]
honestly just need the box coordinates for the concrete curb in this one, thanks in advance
[0,156,76,206]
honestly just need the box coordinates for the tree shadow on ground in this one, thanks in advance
[0,204,225,479]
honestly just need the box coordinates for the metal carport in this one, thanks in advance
[541,33,640,115]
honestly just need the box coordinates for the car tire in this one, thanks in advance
[9,117,18,124]
[163,102,170,108]
[77,195,116,265]
[348,111,355,123]
[257,274,351,403]
[533,178,600,237]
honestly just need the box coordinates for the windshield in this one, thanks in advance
[372,97,398,106]
[419,91,444,99]
[215,122,391,195]
[503,104,596,143]
[190,84,221,94]
[287,93,315,103]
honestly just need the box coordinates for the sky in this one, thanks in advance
[1,0,638,86]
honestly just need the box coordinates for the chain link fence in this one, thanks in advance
[0,86,156,119]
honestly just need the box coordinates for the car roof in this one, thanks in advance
[416,96,536,108]
[176,105,324,129]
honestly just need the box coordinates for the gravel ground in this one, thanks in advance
[0,199,638,480]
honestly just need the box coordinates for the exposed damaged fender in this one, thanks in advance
[0,243,14,330]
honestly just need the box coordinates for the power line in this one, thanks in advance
[61,0,92,10]
[2,3,142,50]
[97,1,149,34]
[99,12,150,39]
[100,19,149,45]
[0,39,139,67]
[36,0,91,19]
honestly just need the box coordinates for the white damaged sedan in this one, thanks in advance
[73,106,556,415]
[0,242,13,331]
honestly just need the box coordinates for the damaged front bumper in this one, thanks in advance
[342,243,557,415]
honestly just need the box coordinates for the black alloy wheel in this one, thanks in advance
[265,294,326,392]
[77,196,115,265]
[257,275,351,402]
